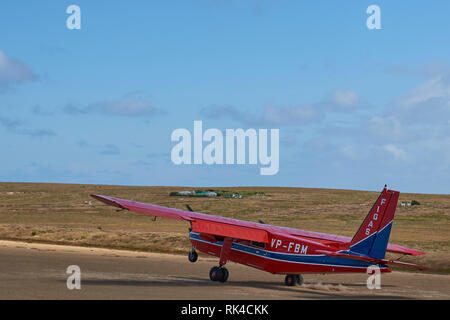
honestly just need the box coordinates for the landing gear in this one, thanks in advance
[285,274,304,286]
[188,248,198,263]
[209,266,229,283]
[208,237,232,283]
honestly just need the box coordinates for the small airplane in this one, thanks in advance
[91,185,428,286]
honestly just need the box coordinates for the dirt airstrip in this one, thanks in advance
[0,240,448,300]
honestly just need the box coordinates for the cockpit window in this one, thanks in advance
[251,241,266,249]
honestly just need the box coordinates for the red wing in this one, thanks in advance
[91,194,269,243]
[192,220,268,243]
[91,194,192,221]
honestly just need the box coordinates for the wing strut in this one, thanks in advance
[219,237,233,266]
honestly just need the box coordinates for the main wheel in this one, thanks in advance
[296,274,304,286]
[284,274,297,286]
[188,250,198,263]
[209,267,228,282]
[209,267,221,281]
[218,267,229,283]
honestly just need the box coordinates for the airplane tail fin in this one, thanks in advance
[349,185,400,259]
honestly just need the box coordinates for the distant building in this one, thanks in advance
[178,191,194,195]
[224,193,242,199]
[400,201,412,207]
[194,192,217,197]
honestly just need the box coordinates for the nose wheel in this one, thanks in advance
[209,266,229,283]
[188,248,198,263]
[285,274,304,286]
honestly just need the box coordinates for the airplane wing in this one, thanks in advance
[315,250,431,271]
[91,194,269,243]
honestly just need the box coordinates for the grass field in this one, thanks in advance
[0,182,448,272]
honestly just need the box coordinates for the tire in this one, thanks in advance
[218,267,229,283]
[209,267,220,281]
[188,250,198,263]
[285,275,296,286]
[296,274,304,286]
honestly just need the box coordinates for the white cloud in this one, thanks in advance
[199,104,244,121]
[0,117,56,138]
[368,116,410,142]
[386,61,450,79]
[262,104,323,126]
[327,89,360,110]
[0,50,36,92]
[93,98,163,116]
[397,75,450,107]
[390,74,450,125]
[200,103,323,126]
[199,88,362,128]
[383,144,409,162]
[101,144,120,155]
[339,144,362,160]
[64,97,166,117]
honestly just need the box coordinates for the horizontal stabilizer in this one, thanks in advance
[316,250,431,271]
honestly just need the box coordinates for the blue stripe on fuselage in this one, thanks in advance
[189,232,388,270]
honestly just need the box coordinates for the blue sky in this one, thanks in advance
[1,1,450,193]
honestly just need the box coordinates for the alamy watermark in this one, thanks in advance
[171,121,279,175]
[66,265,81,290]
[366,5,381,30]
[66,5,81,30]
[366,265,381,289]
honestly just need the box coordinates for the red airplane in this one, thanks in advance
[91,185,427,286]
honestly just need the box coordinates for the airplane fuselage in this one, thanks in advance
[189,231,391,274]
